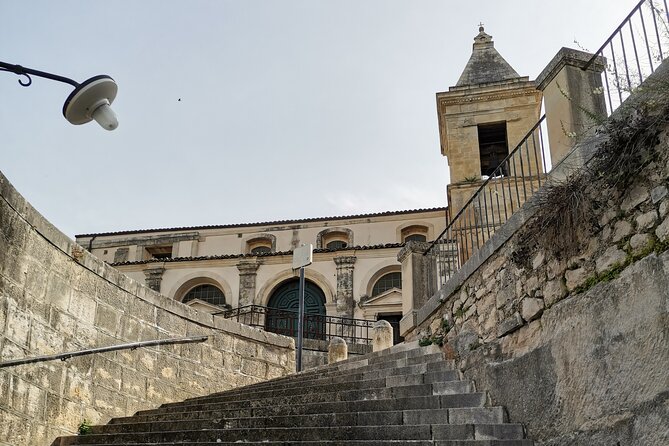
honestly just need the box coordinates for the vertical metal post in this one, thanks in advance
[296,266,305,372]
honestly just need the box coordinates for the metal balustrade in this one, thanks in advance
[584,0,669,115]
[220,305,374,344]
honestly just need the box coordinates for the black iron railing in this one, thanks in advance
[425,0,669,295]
[220,305,374,345]
[424,116,549,293]
[584,0,669,115]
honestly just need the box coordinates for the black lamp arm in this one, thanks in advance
[0,61,79,88]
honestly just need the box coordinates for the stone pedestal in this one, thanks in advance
[327,337,348,364]
[536,47,606,167]
[372,320,394,352]
[333,256,356,318]
[143,267,165,292]
[237,260,260,307]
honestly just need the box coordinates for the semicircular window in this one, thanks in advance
[182,284,226,307]
[250,246,272,255]
[326,240,348,250]
[372,272,402,296]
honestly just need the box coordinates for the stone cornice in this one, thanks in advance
[237,259,261,274]
[535,47,606,91]
[333,256,357,266]
[438,86,541,107]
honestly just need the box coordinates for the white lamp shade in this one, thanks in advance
[62,75,118,128]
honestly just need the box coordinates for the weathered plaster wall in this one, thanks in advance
[0,172,295,446]
[410,91,669,444]
[78,211,446,264]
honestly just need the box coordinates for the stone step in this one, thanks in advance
[138,385,484,417]
[56,440,533,446]
[99,399,492,435]
[182,360,455,405]
[117,395,444,423]
[177,351,448,404]
[57,422,525,445]
[172,369,461,408]
[51,343,533,446]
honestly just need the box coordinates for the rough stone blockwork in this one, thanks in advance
[0,172,295,446]
[410,74,669,444]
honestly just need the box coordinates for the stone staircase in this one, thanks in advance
[52,341,533,445]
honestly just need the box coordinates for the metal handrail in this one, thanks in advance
[0,336,208,369]
[584,0,651,70]
[220,305,375,344]
[584,0,669,114]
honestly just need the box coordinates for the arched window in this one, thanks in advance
[246,234,275,255]
[316,228,353,249]
[404,234,427,242]
[182,284,226,307]
[326,240,348,250]
[401,225,429,243]
[372,272,402,296]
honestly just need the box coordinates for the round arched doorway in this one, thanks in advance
[266,279,326,340]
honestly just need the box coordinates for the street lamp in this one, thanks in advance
[0,61,118,131]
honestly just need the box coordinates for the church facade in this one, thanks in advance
[75,207,447,342]
[76,27,544,345]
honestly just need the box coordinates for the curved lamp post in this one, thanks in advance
[0,61,118,131]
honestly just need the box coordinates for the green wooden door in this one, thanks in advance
[266,279,326,339]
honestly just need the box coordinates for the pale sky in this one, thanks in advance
[1,1,634,238]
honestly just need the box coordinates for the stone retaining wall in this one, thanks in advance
[408,85,669,444]
[0,172,295,446]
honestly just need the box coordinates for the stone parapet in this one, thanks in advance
[536,47,607,167]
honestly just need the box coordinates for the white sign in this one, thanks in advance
[292,244,313,269]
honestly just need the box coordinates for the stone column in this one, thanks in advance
[143,267,165,292]
[536,47,606,168]
[398,241,432,337]
[333,256,357,318]
[237,260,260,307]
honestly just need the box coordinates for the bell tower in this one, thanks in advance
[437,27,543,217]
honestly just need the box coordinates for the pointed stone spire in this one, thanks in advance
[455,26,522,87]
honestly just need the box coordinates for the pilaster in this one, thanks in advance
[237,260,261,307]
[333,256,357,318]
[143,266,165,292]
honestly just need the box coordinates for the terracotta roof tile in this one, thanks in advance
[76,207,447,238]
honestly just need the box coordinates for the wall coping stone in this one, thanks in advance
[535,47,606,91]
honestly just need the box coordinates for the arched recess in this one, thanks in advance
[395,221,435,242]
[265,278,327,340]
[257,269,335,308]
[357,260,401,299]
[316,227,353,249]
[168,271,233,305]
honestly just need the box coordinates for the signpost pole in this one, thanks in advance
[296,266,305,372]
[291,243,312,373]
